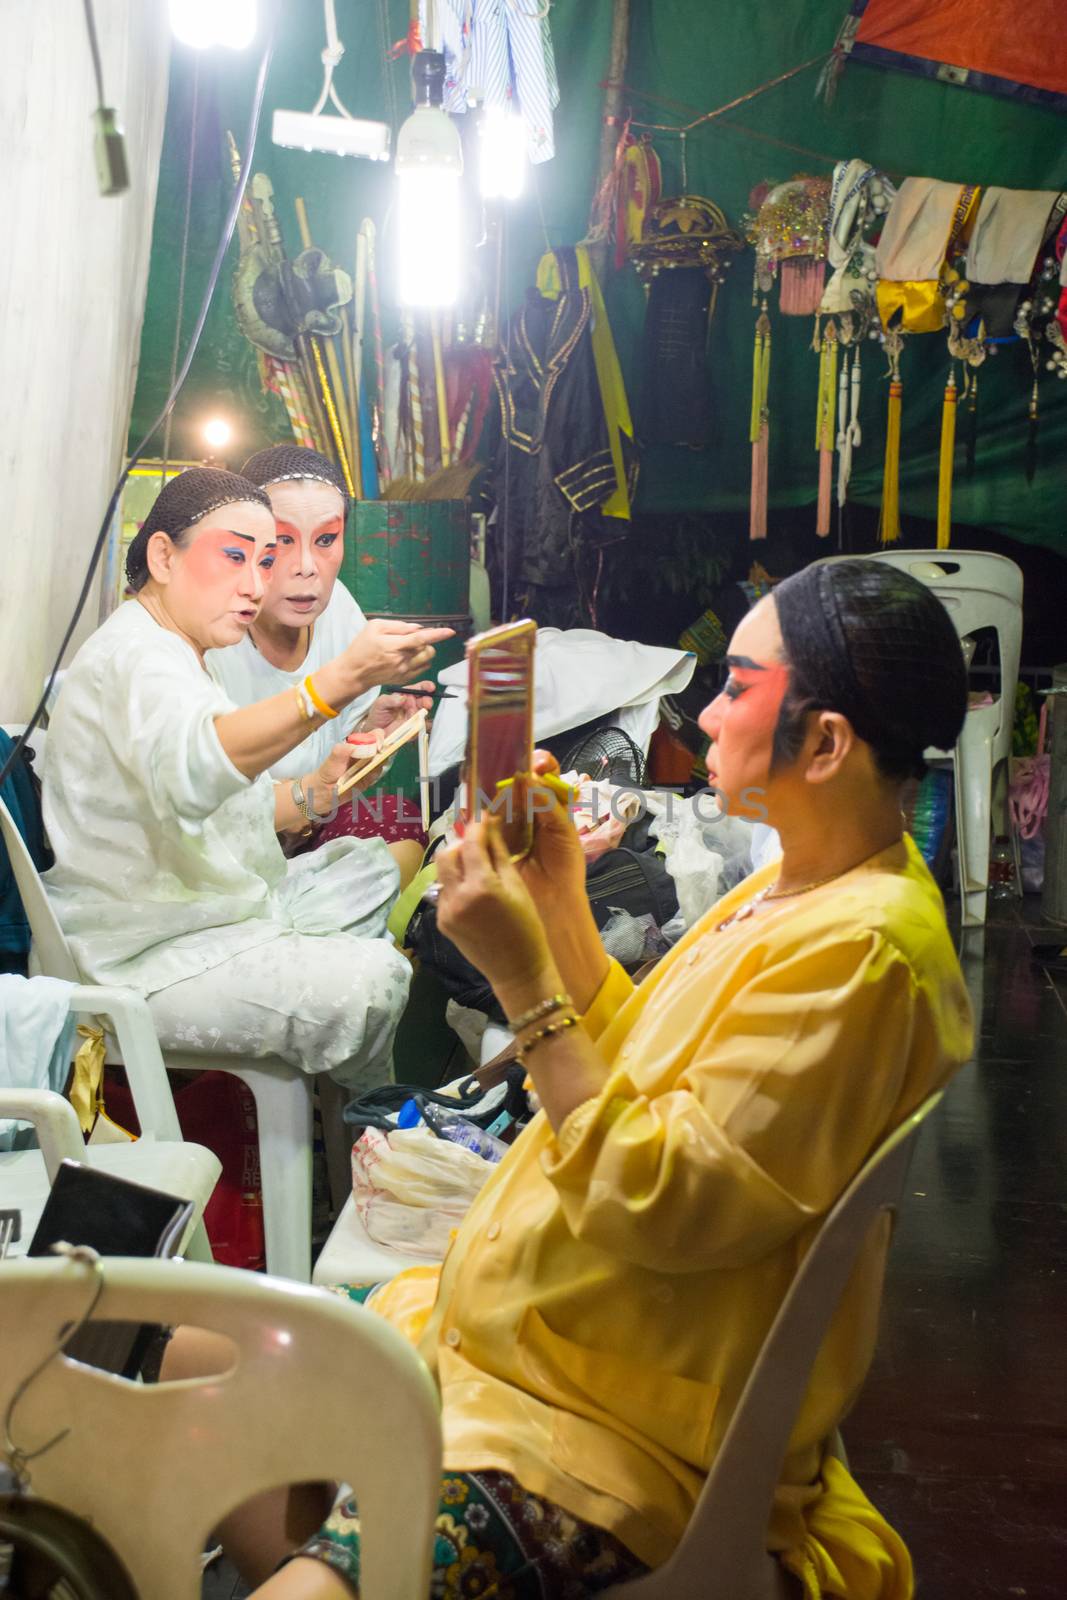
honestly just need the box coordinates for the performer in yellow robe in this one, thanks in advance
[180,560,974,1600]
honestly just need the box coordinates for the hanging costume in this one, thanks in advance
[536,246,636,522]
[492,247,632,628]
[433,0,560,163]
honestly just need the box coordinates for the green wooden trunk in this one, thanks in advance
[340,500,471,625]
[340,500,473,801]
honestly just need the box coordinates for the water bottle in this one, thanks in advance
[989,836,1015,901]
[404,1100,508,1163]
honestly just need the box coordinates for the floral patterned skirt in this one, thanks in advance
[297,1469,647,1599]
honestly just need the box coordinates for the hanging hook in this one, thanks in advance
[3,1245,105,1491]
[679,129,688,192]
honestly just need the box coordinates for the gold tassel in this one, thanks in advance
[936,367,957,550]
[879,329,905,545]
[815,321,837,538]
[750,304,771,541]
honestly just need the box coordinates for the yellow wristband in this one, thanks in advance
[293,684,315,723]
[304,674,339,720]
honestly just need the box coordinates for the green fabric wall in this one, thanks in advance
[130,0,1067,551]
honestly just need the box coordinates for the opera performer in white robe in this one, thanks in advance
[43,468,451,1089]
[207,445,434,860]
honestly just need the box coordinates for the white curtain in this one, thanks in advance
[0,0,170,722]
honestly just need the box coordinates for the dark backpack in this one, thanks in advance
[0,731,53,964]
[585,845,678,931]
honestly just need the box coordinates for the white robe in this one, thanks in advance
[43,603,408,1086]
[427,628,696,777]
[205,582,380,781]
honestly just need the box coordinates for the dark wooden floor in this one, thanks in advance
[204,902,1067,1599]
[846,903,1067,1599]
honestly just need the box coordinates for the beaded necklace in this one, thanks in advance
[714,841,900,933]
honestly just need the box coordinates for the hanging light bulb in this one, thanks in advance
[480,105,526,202]
[395,51,464,308]
[170,0,257,50]
[203,416,233,452]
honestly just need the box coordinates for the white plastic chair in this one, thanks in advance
[0,1256,442,1600]
[0,783,315,1281]
[0,985,220,1259]
[824,551,1023,925]
[602,1090,943,1600]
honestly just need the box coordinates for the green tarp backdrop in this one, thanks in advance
[130,1,1067,553]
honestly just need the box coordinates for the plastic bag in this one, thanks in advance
[600,907,670,966]
[352,1125,493,1258]
[646,793,758,932]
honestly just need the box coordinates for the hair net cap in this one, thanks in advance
[773,559,968,774]
[241,445,348,510]
[125,468,271,588]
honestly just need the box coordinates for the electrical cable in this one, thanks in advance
[499,206,512,620]
[81,0,107,106]
[0,25,276,793]
[162,57,201,474]
[374,0,401,134]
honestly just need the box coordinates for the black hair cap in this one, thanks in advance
[773,559,968,781]
[125,468,271,591]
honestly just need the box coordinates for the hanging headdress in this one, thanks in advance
[1015,210,1067,480]
[745,177,832,541]
[631,195,742,451]
[815,161,895,524]
[748,176,832,316]
[875,177,981,334]
[964,187,1065,336]
[630,194,742,288]
[820,161,895,324]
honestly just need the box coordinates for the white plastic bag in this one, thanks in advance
[352,1125,494,1258]
[646,794,757,932]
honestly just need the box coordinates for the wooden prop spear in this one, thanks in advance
[295,196,357,496]
[588,0,631,283]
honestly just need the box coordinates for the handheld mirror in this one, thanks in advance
[464,619,536,861]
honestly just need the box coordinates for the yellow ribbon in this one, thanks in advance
[69,1023,106,1134]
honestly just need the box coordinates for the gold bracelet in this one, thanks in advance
[516,1012,579,1063]
[304,674,339,720]
[293,684,315,723]
[508,992,573,1034]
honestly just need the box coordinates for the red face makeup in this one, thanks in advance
[261,479,346,630]
[699,655,789,816]
[164,503,277,652]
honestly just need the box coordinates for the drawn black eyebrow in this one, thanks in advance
[724,654,766,671]
[220,530,277,549]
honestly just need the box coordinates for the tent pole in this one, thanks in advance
[588,0,631,281]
